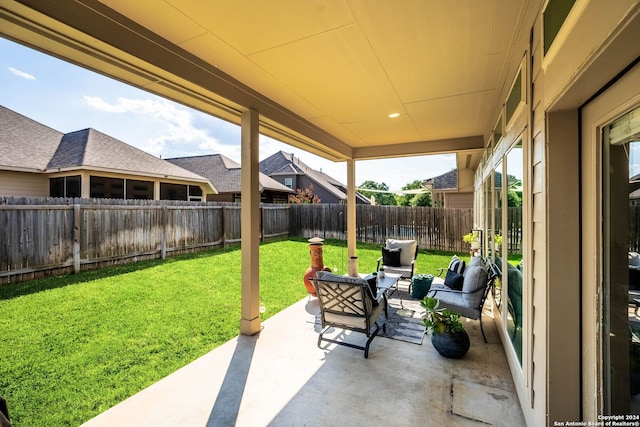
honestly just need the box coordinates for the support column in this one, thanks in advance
[240,109,261,335]
[346,159,357,259]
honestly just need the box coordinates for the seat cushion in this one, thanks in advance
[386,239,417,266]
[427,284,480,319]
[315,271,379,304]
[382,247,401,267]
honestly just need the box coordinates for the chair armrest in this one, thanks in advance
[436,267,447,277]
[376,256,383,271]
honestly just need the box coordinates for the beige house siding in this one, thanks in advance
[444,192,472,209]
[0,170,48,197]
[529,15,548,427]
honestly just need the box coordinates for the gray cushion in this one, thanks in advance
[461,260,489,308]
[427,284,481,319]
[315,271,377,303]
[316,271,368,286]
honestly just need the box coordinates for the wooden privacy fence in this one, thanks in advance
[290,204,475,253]
[0,197,289,284]
[1,197,526,284]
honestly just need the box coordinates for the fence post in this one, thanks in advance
[161,205,167,259]
[73,203,80,273]
[260,204,264,242]
[221,206,226,247]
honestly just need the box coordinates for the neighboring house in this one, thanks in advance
[166,154,293,203]
[260,151,370,204]
[0,105,216,200]
[423,169,473,209]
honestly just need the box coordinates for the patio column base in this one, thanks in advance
[240,316,261,336]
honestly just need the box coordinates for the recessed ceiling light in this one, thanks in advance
[388,113,400,118]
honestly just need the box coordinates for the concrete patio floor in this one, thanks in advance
[82,291,525,427]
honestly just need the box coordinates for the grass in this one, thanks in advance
[0,238,458,426]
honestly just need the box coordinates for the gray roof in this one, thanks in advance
[0,105,64,171]
[167,154,293,194]
[260,151,370,203]
[0,105,213,188]
[48,128,207,181]
[425,169,458,191]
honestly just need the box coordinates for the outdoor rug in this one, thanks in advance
[381,289,425,345]
[313,288,426,345]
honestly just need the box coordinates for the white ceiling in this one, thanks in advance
[0,0,539,169]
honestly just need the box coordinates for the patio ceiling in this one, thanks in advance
[0,0,539,171]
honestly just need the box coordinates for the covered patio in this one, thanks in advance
[82,294,523,426]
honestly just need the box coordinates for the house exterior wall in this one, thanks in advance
[293,175,343,204]
[0,170,48,197]
[477,2,640,425]
[207,193,236,202]
[444,192,472,209]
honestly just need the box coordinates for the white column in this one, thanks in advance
[240,108,261,335]
[346,159,357,261]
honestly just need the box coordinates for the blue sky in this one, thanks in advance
[0,38,456,190]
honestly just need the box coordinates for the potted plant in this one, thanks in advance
[463,231,481,250]
[420,296,470,358]
[494,233,503,252]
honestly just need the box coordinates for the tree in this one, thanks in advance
[506,174,522,207]
[396,180,431,207]
[357,180,397,205]
[507,190,522,207]
[410,191,432,207]
[289,184,321,204]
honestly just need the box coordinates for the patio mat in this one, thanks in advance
[381,290,425,345]
[313,289,425,345]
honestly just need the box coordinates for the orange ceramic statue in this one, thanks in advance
[303,237,330,296]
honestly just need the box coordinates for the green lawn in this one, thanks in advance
[0,238,458,426]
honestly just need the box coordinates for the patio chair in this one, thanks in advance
[506,262,523,339]
[310,271,386,358]
[427,257,500,343]
[376,239,418,288]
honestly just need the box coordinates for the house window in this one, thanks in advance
[543,0,576,56]
[90,176,124,199]
[188,185,203,201]
[49,175,81,198]
[505,70,524,126]
[284,178,293,189]
[160,183,187,200]
[126,179,153,199]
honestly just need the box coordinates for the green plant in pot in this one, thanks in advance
[421,296,470,359]
[462,231,481,250]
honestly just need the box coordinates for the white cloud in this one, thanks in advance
[9,67,35,80]
[83,95,231,156]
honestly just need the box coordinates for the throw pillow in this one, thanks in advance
[382,247,401,267]
[444,269,464,290]
[386,239,417,266]
[448,255,466,274]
